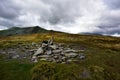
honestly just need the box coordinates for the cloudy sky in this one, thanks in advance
[0,0,120,36]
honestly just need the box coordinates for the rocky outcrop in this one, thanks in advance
[0,40,86,63]
[32,40,86,63]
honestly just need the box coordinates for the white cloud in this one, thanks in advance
[111,33,120,37]
[0,0,120,35]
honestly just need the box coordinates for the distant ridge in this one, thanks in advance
[0,26,48,36]
[80,32,102,36]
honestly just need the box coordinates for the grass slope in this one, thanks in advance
[0,60,34,80]
[0,32,120,80]
[0,31,120,50]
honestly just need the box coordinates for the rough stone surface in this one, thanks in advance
[34,48,43,56]
[32,40,86,63]
[0,40,86,63]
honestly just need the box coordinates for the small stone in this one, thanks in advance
[64,49,76,53]
[34,59,38,62]
[34,48,43,56]
[32,56,36,59]
[79,49,85,52]
[38,55,50,58]
[61,57,67,61]
[25,45,29,49]
[41,43,48,48]
[46,50,52,55]
[65,53,78,58]
[54,55,58,59]
[1,51,6,54]
[12,55,19,59]
[61,62,66,64]
[39,58,47,61]
[68,59,72,62]
[31,56,38,62]
[53,50,62,54]
[49,45,58,50]
[29,49,37,52]
[47,58,53,62]
[32,42,36,46]
[79,55,85,60]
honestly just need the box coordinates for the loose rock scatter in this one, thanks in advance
[32,39,86,63]
[0,40,86,63]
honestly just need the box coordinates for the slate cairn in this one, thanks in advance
[32,40,85,63]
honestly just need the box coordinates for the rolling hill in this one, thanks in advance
[0,26,120,80]
[0,26,48,36]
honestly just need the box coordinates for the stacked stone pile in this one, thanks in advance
[32,40,86,63]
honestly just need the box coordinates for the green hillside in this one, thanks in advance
[0,26,48,36]
[0,31,120,80]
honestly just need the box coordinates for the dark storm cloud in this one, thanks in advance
[98,11,120,27]
[0,0,81,28]
[0,0,22,28]
[95,0,120,35]
[0,18,14,27]
[94,25,120,35]
[40,0,81,25]
[0,0,21,19]
[104,0,120,9]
